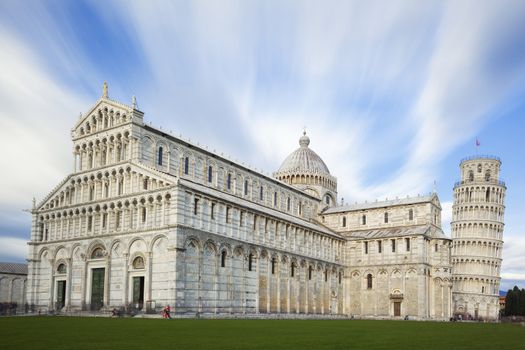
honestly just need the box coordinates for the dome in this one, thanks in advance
[276,131,330,175]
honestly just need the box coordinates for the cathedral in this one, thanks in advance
[26,84,505,320]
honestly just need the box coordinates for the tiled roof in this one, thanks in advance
[324,194,437,214]
[0,262,28,275]
[347,224,449,240]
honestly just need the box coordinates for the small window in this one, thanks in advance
[226,207,230,223]
[208,166,213,183]
[324,270,328,282]
[434,243,438,252]
[211,203,215,220]
[271,258,276,275]
[391,239,396,253]
[184,157,189,175]
[133,256,145,269]
[362,215,366,225]
[485,170,491,181]
[468,170,474,181]
[221,251,227,268]
[367,274,373,289]
[143,179,148,190]
[481,286,485,294]
[253,215,257,230]
[378,241,382,253]
[260,186,264,201]
[325,195,330,205]
[364,241,368,254]
[157,146,163,166]
[244,180,249,195]
[87,216,93,231]
[299,202,302,215]
[342,216,346,227]
[409,209,414,221]
[102,213,107,228]
[287,198,291,211]
[384,212,388,223]
[477,164,482,173]
[406,238,410,251]
[338,271,342,284]
[239,211,244,227]
[118,179,123,195]
[248,254,253,271]
[116,211,121,228]
[193,198,199,215]
[308,266,313,280]
[57,263,67,274]
[291,263,296,278]
[141,207,146,223]
[227,173,231,190]
[274,192,277,206]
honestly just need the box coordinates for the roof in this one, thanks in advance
[178,178,343,240]
[275,132,330,175]
[0,262,28,275]
[324,194,438,214]
[348,224,449,240]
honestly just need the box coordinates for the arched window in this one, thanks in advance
[342,216,346,227]
[486,188,490,202]
[367,274,373,289]
[184,157,189,175]
[477,164,482,173]
[157,146,163,166]
[325,195,330,205]
[271,257,276,275]
[291,263,296,277]
[362,215,366,225]
[384,212,389,223]
[221,251,227,268]
[57,263,67,274]
[91,247,104,259]
[133,256,145,269]
[468,170,474,182]
[248,254,253,271]
[208,166,213,183]
[408,209,414,221]
[308,266,313,280]
[485,170,491,181]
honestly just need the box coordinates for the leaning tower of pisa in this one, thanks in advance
[451,155,506,320]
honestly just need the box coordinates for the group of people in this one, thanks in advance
[161,304,172,319]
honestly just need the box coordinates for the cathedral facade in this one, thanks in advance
[26,85,504,320]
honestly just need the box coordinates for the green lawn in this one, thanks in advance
[1,317,524,350]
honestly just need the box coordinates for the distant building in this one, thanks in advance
[0,262,28,306]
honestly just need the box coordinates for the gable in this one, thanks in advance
[36,161,175,212]
[71,98,140,140]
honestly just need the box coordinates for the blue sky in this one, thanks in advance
[0,0,524,290]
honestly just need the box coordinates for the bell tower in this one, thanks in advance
[451,155,506,320]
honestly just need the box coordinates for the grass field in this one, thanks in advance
[1,317,524,350]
